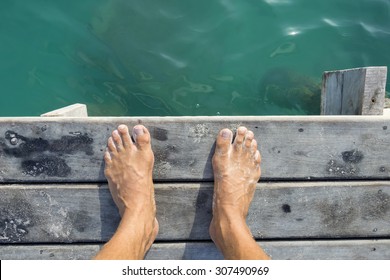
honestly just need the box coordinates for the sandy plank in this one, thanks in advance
[1,182,390,243]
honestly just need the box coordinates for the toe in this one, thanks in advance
[233,126,247,150]
[118,124,133,148]
[254,150,262,164]
[215,128,232,155]
[244,130,254,149]
[112,130,124,151]
[107,137,117,153]
[104,149,112,165]
[132,125,151,150]
[251,139,258,154]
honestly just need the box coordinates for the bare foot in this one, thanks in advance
[96,124,158,259]
[209,127,270,259]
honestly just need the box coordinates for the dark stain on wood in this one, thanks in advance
[150,127,168,141]
[342,149,364,164]
[2,130,94,177]
[21,157,71,177]
[68,210,91,233]
[318,198,358,230]
[49,134,93,155]
[360,190,390,220]
[3,131,49,157]
[2,130,94,157]
[282,204,291,213]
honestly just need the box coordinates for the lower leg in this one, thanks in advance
[94,124,158,260]
[210,127,270,260]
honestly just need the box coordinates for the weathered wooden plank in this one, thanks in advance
[41,104,88,117]
[360,67,387,114]
[321,71,343,114]
[321,67,387,115]
[1,239,390,260]
[1,182,390,243]
[0,244,102,260]
[150,239,390,260]
[1,116,390,182]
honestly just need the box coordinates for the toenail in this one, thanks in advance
[221,129,231,139]
[238,127,246,134]
[133,126,144,136]
[118,124,127,131]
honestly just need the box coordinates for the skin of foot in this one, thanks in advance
[209,126,270,260]
[94,124,158,260]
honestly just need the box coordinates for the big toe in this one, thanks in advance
[132,125,151,149]
[215,128,232,155]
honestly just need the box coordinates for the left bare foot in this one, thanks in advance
[100,124,158,258]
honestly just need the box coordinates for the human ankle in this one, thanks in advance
[213,203,247,221]
[120,208,155,234]
[211,213,248,233]
[210,217,252,256]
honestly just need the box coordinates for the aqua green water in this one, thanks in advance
[1,0,389,116]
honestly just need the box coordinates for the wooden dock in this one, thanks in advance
[1,67,390,259]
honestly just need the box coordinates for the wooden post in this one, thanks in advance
[321,66,387,115]
[41,103,88,117]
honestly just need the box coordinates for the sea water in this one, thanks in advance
[1,0,389,116]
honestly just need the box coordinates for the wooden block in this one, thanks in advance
[321,67,387,115]
[361,68,388,114]
[1,239,390,260]
[1,182,390,243]
[1,116,390,182]
[41,104,88,117]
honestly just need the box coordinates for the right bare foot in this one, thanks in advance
[209,127,269,259]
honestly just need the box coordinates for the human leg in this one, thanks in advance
[209,127,270,260]
[94,124,158,259]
